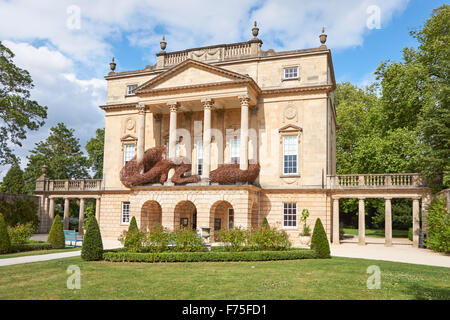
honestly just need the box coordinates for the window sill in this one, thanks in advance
[280,174,301,178]
[281,77,300,82]
[283,226,298,230]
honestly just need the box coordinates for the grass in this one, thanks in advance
[0,256,448,300]
[344,228,409,238]
[0,247,81,259]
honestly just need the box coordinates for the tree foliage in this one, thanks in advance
[0,41,47,165]
[0,163,26,194]
[47,215,65,249]
[81,215,103,261]
[86,128,104,179]
[310,218,330,259]
[23,122,89,193]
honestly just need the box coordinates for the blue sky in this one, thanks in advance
[0,0,446,179]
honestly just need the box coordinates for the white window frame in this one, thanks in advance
[228,208,234,230]
[126,84,138,95]
[283,67,299,80]
[230,137,240,164]
[123,143,135,165]
[283,202,297,228]
[121,202,130,224]
[282,135,298,175]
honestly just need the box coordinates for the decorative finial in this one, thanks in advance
[160,35,167,52]
[319,27,327,48]
[41,165,47,175]
[109,57,116,72]
[252,21,259,38]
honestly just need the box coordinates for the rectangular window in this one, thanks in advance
[127,84,138,95]
[123,144,135,165]
[230,137,240,164]
[122,202,130,224]
[228,208,234,230]
[283,135,298,175]
[196,140,203,176]
[284,67,298,79]
[283,202,297,228]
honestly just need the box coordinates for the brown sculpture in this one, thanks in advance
[120,146,260,187]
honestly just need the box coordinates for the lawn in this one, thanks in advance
[0,256,448,300]
[344,228,409,238]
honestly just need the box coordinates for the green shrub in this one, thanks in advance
[172,228,204,252]
[10,241,52,253]
[143,224,172,253]
[218,227,247,251]
[425,197,450,253]
[81,215,103,261]
[103,249,316,263]
[0,214,11,254]
[47,215,65,249]
[7,223,35,245]
[122,216,144,252]
[261,217,269,228]
[310,218,331,259]
[0,197,39,229]
[408,227,413,241]
[247,225,291,251]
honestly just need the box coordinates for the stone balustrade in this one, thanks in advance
[37,179,103,192]
[330,173,422,188]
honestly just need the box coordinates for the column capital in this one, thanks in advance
[384,197,392,201]
[238,94,250,105]
[137,103,146,114]
[358,197,366,201]
[412,196,421,201]
[201,97,214,109]
[331,196,340,200]
[167,102,179,112]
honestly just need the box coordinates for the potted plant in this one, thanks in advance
[299,209,311,245]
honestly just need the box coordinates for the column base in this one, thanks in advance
[200,178,210,186]
[358,240,366,246]
[384,241,392,247]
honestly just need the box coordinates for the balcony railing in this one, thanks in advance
[330,173,423,188]
[36,179,103,192]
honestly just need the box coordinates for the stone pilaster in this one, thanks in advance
[63,198,70,230]
[239,95,250,170]
[48,197,55,222]
[79,198,85,233]
[412,197,420,248]
[332,197,340,245]
[136,103,146,170]
[95,197,101,223]
[168,102,179,160]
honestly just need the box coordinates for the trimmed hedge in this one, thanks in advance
[310,218,331,259]
[47,215,65,249]
[0,214,11,254]
[9,242,53,253]
[81,215,103,261]
[103,249,316,263]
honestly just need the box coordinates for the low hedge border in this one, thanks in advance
[103,249,316,263]
[9,242,53,253]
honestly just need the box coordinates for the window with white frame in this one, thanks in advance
[230,137,240,164]
[283,135,298,174]
[283,202,297,228]
[127,84,138,95]
[122,202,130,224]
[196,140,203,175]
[283,67,298,79]
[123,143,135,165]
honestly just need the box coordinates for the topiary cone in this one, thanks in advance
[0,214,11,254]
[81,215,103,261]
[47,214,65,249]
[310,218,331,259]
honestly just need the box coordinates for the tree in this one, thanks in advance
[47,215,65,249]
[81,215,103,261]
[0,163,26,194]
[425,197,450,253]
[310,218,330,259]
[86,128,104,179]
[0,41,47,165]
[23,122,89,193]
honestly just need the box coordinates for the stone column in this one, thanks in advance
[168,102,179,160]
[385,198,392,247]
[332,197,340,245]
[239,95,250,170]
[136,103,146,170]
[412,197,420,248]
[48,197,55,222]
[63,198,70,230]
[421,193,431,235]
[95,197,101,223]
[358,198,366,246]
[78,198,85,233]
[201,98,213,182]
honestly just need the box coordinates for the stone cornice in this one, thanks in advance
[261,84,334,96]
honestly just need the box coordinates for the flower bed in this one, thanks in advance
[103,248,316,263]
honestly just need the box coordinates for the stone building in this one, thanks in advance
[35,24,430,247]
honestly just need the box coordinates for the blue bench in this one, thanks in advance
[64,230,84,248]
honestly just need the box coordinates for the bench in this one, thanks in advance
[64,230,84,248]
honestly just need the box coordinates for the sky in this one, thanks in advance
[0,0,446,180]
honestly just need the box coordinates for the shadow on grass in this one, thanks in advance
[407,282,450,300]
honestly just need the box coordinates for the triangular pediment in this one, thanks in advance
[279,124,303,132]
[135,59,251,94]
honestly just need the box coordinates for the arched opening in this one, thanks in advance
[210,201,234,242]
[174,200,197,230]
[141,200,162,232]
